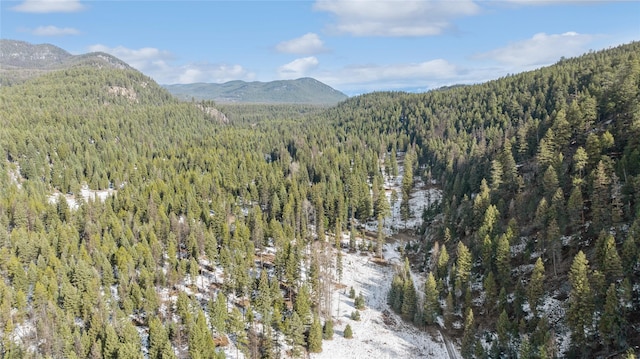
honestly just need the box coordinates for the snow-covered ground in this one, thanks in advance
[312,242,452,359]
[312,155,454,359]
[364,154,442,236]
[48,184,117,210]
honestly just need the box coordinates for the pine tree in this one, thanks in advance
[189,311,215,359]
[322,319,334,340]
[599,283,621,351]
[491,159,503,192]
[547,219,561,277]
[483,271,497,315]
[567,251,594,354]
[376,215,385,258]
[401,276,417,322]
[308,315,323,353]
[444,291,454,329]
[295,283,312,325]
[229,307,248,358]
[461,308,475,358]
[542,166,559,200]
[495,233,511,287]
[567,185,584,230]
[209,291,228,334]
[423,272,439,325]
[286,312,306,358]
[148,317,175,359]
[343,324,353,339]
[519,335,532,359]
[455,241,472,289]
[255,269,272,320]
[354,292,365,310]
[497,309,510,351]
[437,245,449,279]
[388,273,404,312]
[600,233,623,283]
[591,160,612,231]
[527,257,545,317]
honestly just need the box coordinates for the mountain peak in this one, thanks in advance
[0,39,72,69]
[0,39,133,85]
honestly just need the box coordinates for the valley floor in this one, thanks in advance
[311,240,456,359]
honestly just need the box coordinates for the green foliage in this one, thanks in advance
[423,272,439,325]
[322,319,334,340]
[527,257,545,317]
[354,292,365,310]
[455,242,472,289]
[308,315,323,353]
[350,310,361,321]
[343,324,353,339]
[568,251,594,353]
[1,40,639,359]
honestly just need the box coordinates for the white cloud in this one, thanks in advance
[313,0,479,36]
[88,44,173,71]
[276,33,328,55]
[87,44,254,84]
[177,63,251,84]
[31,25,79,36]
[12,0,84,13]
[278,57,320,79]
[316,59,459,93]
[474,32,594,67]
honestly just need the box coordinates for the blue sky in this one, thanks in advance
[1,0,639,95]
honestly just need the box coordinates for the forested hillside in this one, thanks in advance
[319,42,640,358]
[163,78,348,105]
[0,41,638,359]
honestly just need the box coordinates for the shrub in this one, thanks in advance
[344,324,353,339]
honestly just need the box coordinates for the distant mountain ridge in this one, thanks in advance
[163,78,348,105]
[0,39,131,84]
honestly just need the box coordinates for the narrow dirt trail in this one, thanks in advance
[441,330,460,359]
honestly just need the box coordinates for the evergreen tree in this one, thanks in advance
[229,307,248,358]
[286,312,305,358]
[376,215,385,257]
[497,309,510,351]
[148,317,175,359]
[401,276,417,322]
[444,291,454,329]
[483,271,497,315]
[495,233,511,286]
[255,269,272,320]
[308,315,323,353]
[591,160,612,231]
[343,324,353,339]
[461,308,475,358]
[455,241,472,290]
[388,273,404,312]
[437,245,449,280]
[567,251,594,355]
[322,319,334,340]
[209,291,228,334]
[527,257,545,317]
[599,283,621,351]
[354,292,366,310]
[423,272,439,325]
[567,185,584,230]
[599,233,623,283]
[295,284,312,325]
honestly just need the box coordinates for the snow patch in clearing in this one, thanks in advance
[312,240,452,359]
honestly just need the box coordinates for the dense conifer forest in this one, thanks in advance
[0,41,638,358]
